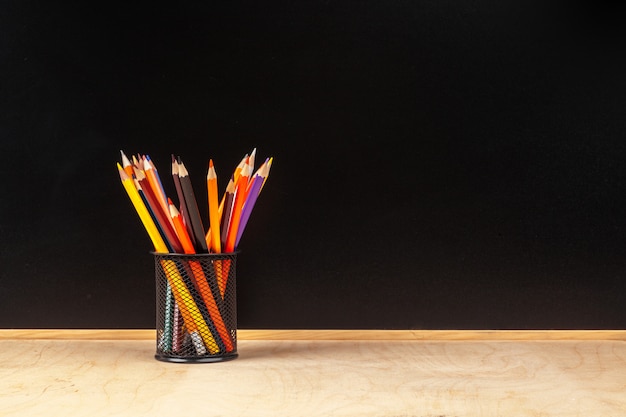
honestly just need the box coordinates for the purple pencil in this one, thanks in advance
[235,173,265,248]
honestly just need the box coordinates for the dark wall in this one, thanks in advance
[2,1,626,329]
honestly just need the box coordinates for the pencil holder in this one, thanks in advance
[153,252,238,363]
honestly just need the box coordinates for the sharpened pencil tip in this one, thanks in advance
[120,150,132,166]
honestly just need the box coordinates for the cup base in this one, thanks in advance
[154,352,239,363]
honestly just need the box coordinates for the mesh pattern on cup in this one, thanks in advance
[154,253,237,362]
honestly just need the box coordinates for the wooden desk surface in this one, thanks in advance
[1,330,625,416]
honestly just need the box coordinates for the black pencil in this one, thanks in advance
[171,155,195,242]
[177,159,209,253]
[220,178,235,249]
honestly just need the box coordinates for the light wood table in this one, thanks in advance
[1,330,625,416]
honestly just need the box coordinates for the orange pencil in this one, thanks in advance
[233,154,248,183]
[220,164,249,296]
[207,159,221,254]
[224,162,251,252]
[205,153,248,244]
[169,200,234,352]
[120,150,134,178]
[144,156,170,220]
[169,199,196,254]
[248,148,256,174]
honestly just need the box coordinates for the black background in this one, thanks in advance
[2,1,626,329]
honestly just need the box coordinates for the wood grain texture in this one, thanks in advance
[2,329,626,340]
[1,337,625,416]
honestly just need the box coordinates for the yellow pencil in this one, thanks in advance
[117,163,168,253]
[118,163,218,353]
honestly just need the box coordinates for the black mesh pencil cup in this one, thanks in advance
[154,252,238,363]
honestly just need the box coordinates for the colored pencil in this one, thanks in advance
[219,178,235,249]
[235,171,265,248]
[207,159,221,254]
[224,162,251,252]
[143,156,170,221]
[118,162,213,353]
[117,164,168,253]
[177,159,209,253]
[118,149,273,356]
[171,155,194,243]
[120,150,134,178]
[133,167,184,254]
[135,178,174,253]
